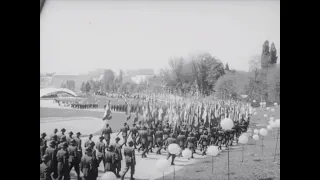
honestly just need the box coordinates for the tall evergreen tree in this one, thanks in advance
[225,63,230,71]
[269,42,278,65]
[261,40,270,69]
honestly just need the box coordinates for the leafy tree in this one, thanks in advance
[269,43,278,65]
[102,69,115,92]
[261,40,270,69]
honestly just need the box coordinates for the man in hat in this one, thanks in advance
[95,136,106,169]
[155,126,164,154]
[113,137,122,177]
[165,134,177,165]
[146,125,155,153]
[186,132,197,158]
[58,136,67,150]
[120,140,136,180]
[50,128,58,141]
[45,141,58,179]
[57,128,66,142]
[138,126,148,158]
[56,142,69,180]
[68,139,80,180]
[102,124,112,147]
[117,122,130,146]
[66,131,74,146]
[80,148,96,180]
[40,133,48,163]
[40,154,53,180]
[199,131,209,156]
[74,132,82,165]
[84,134,94,148]
[129,123,138,149]
[177,131,186,157]
[104,144,116,174]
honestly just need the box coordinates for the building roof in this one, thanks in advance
[40,88,77,98]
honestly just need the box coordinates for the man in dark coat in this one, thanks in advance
[80,148,96,180]
[120,140,136,180]
[56,142,69,180]
[113,137,123,178]
[68,139,80,180]
[104,144,116,174]
[40,155,53,180]
[102,124,112,147]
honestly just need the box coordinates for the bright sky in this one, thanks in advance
[40,0,280,74]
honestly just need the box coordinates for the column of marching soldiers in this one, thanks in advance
[40,114,250,180]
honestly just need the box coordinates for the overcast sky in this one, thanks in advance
[40,0,280,74]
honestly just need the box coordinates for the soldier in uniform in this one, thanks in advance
[165,134,177,165]
[117,123,129,146]
[50,128,58,141]
[199,131,209,156]
[74,132,82,166]
[80,148,96,180]
[102,124,112,147]
[138,126,148,158]
[68,139,80,180]
[66,131,74,146]
[40,133,48,163]
[57,128,66,142]
[147,125,155,153]
[177,131,186,157]
[155,126,164,154]
[40,154,53,180]
[84,134,94,148]
[113,137,123,177]
[95,136,106,169]
[186,133,197,158]
[104,144,116,174]
[56,142,69,180]
[129,123,138,149]
[58,136,67,150]
[45,141,58,179]
[120,140,136,180]
[163,124,171,150]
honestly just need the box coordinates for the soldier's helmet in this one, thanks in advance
[115,137,120,141]
[108,144,114,151]
[41,132,47,137]
[128,140,134,145]
[71,139,76,144]
[99,135,104,140]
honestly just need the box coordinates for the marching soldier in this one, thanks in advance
[84,134,94,148]
[104,144,116,174]
[147,125,155,153]
[186,133,197,158]
[40,133,48,163]
[155,126,164,154]
[87,141,98,179]
[95,136,106,169]
[113,137,123,177]
[74,132,82,165]
[129,123,138,149]
[40,155,53,180]
[177,131,186,157]
[58,136,67,150]
[102,124,112,147]
[56,142,69,180]
[163,124,171,149]
[68,139,80,180]
[66,131,74,146]
[166,134,177,165]
[45,141,58,179]
[199,131,209,156]
[120,140,136,180]
[138,126,148,158]
[80,148,96,180]
[117,123,129,146]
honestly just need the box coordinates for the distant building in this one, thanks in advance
[49,74,88,91]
